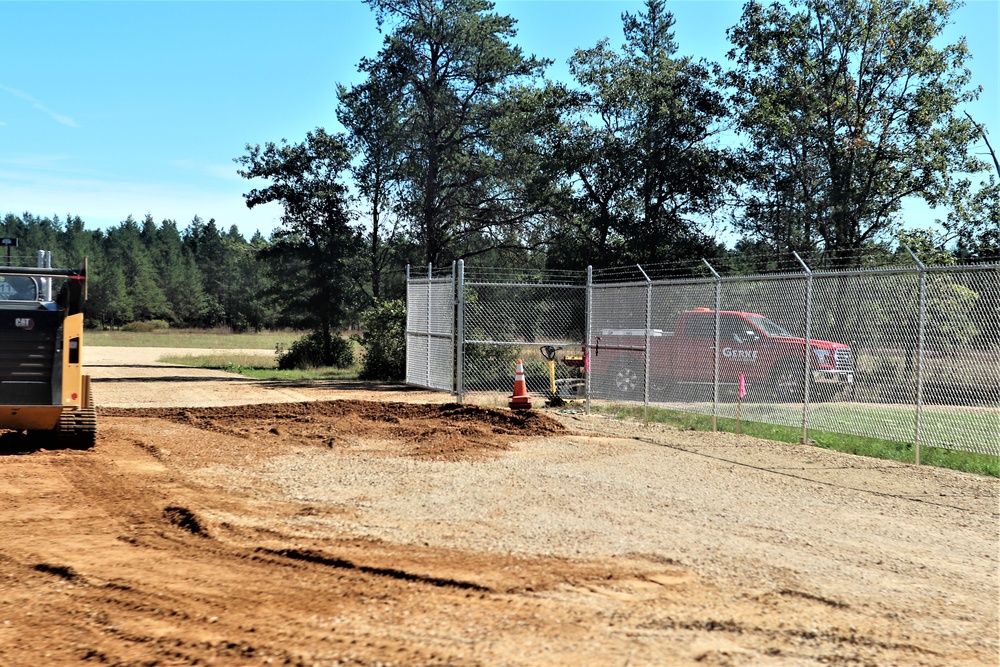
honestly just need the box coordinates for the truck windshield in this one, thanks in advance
[746,314,793,338]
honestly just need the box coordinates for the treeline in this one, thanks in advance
[0,212,394,332]
[1,211,988,335]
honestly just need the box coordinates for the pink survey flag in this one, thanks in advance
[739,373,746,399]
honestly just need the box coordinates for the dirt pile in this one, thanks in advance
[99,400,566,461]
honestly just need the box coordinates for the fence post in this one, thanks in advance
[794,252,812,445]
[585,265,593,415]
[637,264,652,425]
[426,263,433,387]
[904,246,926,465]
[405,264,410,384]
[450,261,457,397]
[456,260,465,403]
[704,259,722,433]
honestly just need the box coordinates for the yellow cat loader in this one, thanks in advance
[0,263,95,448]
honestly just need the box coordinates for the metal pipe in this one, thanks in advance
[462,281,586,289]
[0,267,83,278]
[708,278,721,432]
[637,265,652,425]
[794,252,812,445]
[456,260,466,403]
[902,247,927,465]
[586,265,593,415]
[462,339,582,347]
[427,263,432,387]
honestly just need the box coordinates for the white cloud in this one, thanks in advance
[168,158,245,182]
[0,84,79,128]
[0,153,76,172]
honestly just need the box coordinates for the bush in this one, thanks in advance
[463,341,522,390]
[121,319,170,333]
[355,299,406,381]
[277,329,354,370]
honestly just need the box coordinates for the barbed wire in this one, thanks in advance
[400,244,1000,286]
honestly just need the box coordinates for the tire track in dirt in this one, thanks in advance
[1,394,995,665]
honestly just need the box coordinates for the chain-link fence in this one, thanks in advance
[407,257,1000,460]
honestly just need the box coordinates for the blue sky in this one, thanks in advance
[1,0,997,242]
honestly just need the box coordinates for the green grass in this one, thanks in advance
[593,403,1000,478]
[158,351,362,382]
[87,327,299,350]
[159,351,278,370]
[710,400,999,455]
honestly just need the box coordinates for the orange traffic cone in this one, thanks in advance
[508,359,533,410]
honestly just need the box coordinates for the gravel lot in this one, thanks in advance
[1,346,992,666]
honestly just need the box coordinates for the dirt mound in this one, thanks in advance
[98,400,566,461]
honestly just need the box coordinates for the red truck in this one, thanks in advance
[592,308,854,401]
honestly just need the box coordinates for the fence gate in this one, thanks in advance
[405,264,455,391]
[457,262,586,402]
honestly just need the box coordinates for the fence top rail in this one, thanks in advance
[406,264,454,280]
[462,269,587,284]
[796,262,1000,279]
[593,276,717,289]
[594,273,811,288]
[465,280,587,289]
[587,255,999,283]
[425,256,1000,288]
[408,276,454,284]
[586,261,1000,288]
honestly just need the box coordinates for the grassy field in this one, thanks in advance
[87,328,300,350]
[685,399,1000,458]
[158,351,361,382]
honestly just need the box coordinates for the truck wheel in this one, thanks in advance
[771,361,805,403]
[811,384,838,403]
[612,358,641,398]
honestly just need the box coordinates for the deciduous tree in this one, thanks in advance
[728,0,983,265]
[337,71,407,299]
[236,129,362,360]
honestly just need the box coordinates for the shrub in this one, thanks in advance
[355,299,406,381]
[463,341,521,390]
[277,329,354,370]
[121,319,170,333]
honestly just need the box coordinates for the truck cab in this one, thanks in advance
[677,309,853,393]
[595,308,854,401]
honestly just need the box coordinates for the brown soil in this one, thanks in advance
[0,348,996,666]
[99,401,566,462]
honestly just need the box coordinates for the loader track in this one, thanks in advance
[55,407,97,449]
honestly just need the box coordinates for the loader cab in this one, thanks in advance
[0,275,40,303]
[0,272,62,407]
[0,260,95,448]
